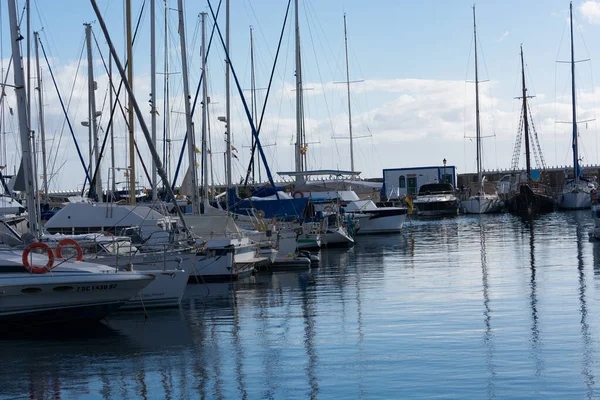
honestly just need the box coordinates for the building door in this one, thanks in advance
[407,177,417,195]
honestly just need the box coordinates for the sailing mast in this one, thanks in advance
[85,23,102,201]
[163,0,172,184]
[150,0,157,201]
[201,12,209,205]
[109,54,116,194]
[249,26,257,183]
[34,31,48,203]
[177,0,200,214]
[294,0,305,182]
[126,0,136,205]
[7,0,38,235]
[520,45,531,181]
[569,1,579,185]
[343,14,355,173]
[225,0,232,205]
[473,6,482,190]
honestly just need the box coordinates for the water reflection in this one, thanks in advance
[5,213,600,398]
[479,220,496,399]
[574,213,595,399]
[525,220,544,376]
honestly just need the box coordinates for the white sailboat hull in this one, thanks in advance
[350,210,406,234]
[0,264,153,328]
[559,191,592,210]
[322,226,354,247]
[461,195,503,214]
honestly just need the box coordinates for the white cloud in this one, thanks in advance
[579,1,600,24]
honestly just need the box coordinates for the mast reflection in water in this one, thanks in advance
[3,212,600,398]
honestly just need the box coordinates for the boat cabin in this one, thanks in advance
[382,166,456,200]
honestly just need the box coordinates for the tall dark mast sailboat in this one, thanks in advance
[507,45,554,216]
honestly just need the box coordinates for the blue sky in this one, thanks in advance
[3,0,600,191]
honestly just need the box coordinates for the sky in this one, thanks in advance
[2,0,600,192]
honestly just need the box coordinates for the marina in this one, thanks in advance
[3,0,600,398]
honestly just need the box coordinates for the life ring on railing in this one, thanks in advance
[55,238,84,261]
[103,231,114,237]
[292,191,304,199]
[323,205,334,213]
[22,242,55,274]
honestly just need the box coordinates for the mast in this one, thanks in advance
[250,26,256,183]
[34,31,48,203]
[343,14,355,173]
[163,0,171,183]
[109,53,116,194]
[90,0,191,233]
[520,45,531,181]
[201,12,209,205]
[85,23,102,201]
[225,0,232,203]
[473,6,482,190]
[8,0,38,235]
[294,0,305,182]
[126,0,136,205]
[150,0,157,200]
[177,0,200,214]
[26,0,30,153]
[570,2,579,184]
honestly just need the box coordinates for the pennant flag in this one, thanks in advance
[405,193,414,214]
[195,147,200,154]
[231,145,238,152]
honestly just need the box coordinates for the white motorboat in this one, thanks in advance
[343,199,407,234]
[32,233,191,310]
[0,248,153,330]
[413,183,460,217]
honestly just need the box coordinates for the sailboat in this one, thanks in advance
[461,6,502,214]
[558,2,598,210]
[506,45,554,216]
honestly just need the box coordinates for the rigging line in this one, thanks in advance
[243,0,292,187]
[207,0,284,208]
[170,0,222,192]
[302,0,338,162]
[47,35,85,188]
[85,4,150,198]
[38,37,92,187]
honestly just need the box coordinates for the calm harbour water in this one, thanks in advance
[2,211,600,399]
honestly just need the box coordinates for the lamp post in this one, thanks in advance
[443,158,447,184]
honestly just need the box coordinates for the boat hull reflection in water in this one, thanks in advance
[2,212,600,399]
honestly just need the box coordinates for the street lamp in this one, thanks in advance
[443,158,447,183]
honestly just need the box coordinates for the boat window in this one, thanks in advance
[398,176,406,189]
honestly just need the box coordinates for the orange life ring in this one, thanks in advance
[22,242,55,274]
[323,205,334,213]
[55,238,84,261]
[103,231,114,236]
[292,191,304,199]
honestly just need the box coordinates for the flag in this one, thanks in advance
[231,145,238,152]
[405,193,414,214]
[195,147,200,154]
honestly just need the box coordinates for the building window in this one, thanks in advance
[399,176,406,189]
